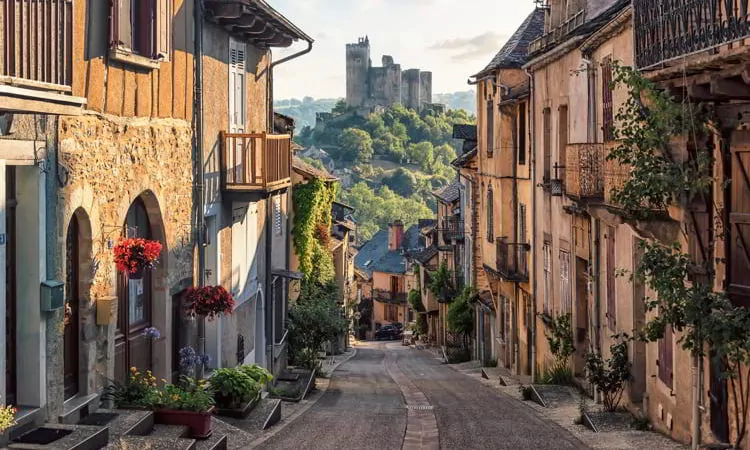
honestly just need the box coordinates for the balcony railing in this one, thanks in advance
[441,217,464,243]
[603,142,630,206]
[634,0,750,69]
[565,143,604,199]
[1,0,73,88]
[496,238,530,282]
[220,132,292,195]
[529,9,585,55]
[373,289,408,304]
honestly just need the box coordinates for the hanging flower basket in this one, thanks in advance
[113,238,162,280]
[185,286,235,320]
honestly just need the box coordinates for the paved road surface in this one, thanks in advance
[261,342,588,450]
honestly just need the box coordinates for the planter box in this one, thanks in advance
[154,407,214,438]
[215,393,260,419]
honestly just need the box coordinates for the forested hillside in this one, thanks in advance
[290,101,475,241]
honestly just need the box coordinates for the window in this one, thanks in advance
[558,105,569,177]
[658,325,674,389]
[385,304,399,322]
[486,99,494,157]
[487,185,494,242]
[519,204,528,275]
[543,242,552,314]
[602,56,614,142]
[522,290,532,329]
[518,103,527,165]
[231,204,258,303]
[229,38,247,133]
[503,296,511,341]
[543,107,552,182]
[111,0,171,60]
[606,226,616,330]
[273,196,282,236]
[560,250,571,313]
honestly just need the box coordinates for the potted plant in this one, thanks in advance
[238,364,273,387]
[152,376,215,438]
[185,286,235,320]
[210,368,260,418]
[113,237,162,280]
[0,401,16,433]
[101,367,159,409]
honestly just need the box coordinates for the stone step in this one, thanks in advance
[254,397,282,430]
[60,394,98,425]
[147,424,190,439]
[98,410,154,437]
[7,424,108,450]
[103,435,196,450]
[192,434,228,450]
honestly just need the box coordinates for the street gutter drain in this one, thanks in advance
[406,405,434,411]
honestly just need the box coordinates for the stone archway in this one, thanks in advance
[114,191,170,383]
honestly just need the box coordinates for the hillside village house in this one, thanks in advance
[0,0,309,438]
[355,221,421,334]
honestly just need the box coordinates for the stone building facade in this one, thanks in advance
[345,36,433,112]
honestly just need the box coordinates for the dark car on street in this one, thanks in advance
[374,324,403,341]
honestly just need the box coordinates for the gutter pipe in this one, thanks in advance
[524,67,538,383]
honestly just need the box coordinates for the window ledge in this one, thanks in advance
[109,47,161,70]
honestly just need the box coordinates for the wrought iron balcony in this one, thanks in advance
[220,132,292,198]
[634,0,750,69]
[603,142,629,206]
[565,143,604,200]
[441,217,465,243]
[496,238,530,282]
[373,289,408,304]
[529,9,585,55]
[1,0,73,89]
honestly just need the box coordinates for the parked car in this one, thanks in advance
[374,324,402,341]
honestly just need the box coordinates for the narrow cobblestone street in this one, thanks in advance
[259,342,588,450]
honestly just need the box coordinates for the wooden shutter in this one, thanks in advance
[156,0,172,60]
[487,99,494,157]
[558,105,569,178]
[229,38,247,132]
[518,102,527,165]
[658,325,674,388]
[543,108,552,182]
[602,57,614,142]
[730,133,750,307]
[487,185,494,242]
[111,0,133,49]
[606,226,616,329]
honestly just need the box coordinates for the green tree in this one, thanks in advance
[339,128,374,163]
[382,168,418,197]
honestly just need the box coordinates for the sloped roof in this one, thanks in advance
[410,245,439,265]
[476,8,545,75]
[293,156,337,181]
[433,181,461,204]
[354,224,423,276]
[452,124,477,141]
[452,146,477,168]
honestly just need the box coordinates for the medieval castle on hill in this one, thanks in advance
[346,36,434,112]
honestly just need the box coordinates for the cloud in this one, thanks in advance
[428,31,507,61]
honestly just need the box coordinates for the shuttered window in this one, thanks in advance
[543,242,552,314]
[229,38,247,132]
[606,226,616,330]
[543,107,552,182]
[602,57,614,142]
[518,102,527,165]
[558,105,568,179]
[487,99,494,157]
[273,196,282,236]
[487,185,494,242]
[560,250,571,313]
[658,325,674,389]
[111,0,171,60]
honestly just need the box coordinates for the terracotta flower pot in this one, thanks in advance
[154,407,214,438]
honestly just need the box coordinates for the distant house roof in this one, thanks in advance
[452,124,477,141]
[410,245,439,265]
[293,156,338,181]
[475,8,545,76]
[273,112,296,135]
[433,181,461,204]
[354,225,423,276]
[452,146,477,168]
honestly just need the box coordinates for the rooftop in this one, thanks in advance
[293,156,338,182]
[354,224,424,276]
[433,181,461,204]
[475,9,545,76]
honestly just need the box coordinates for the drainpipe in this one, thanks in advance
[267,41,314,132]
[525,67,538,383]
[194,0,207,377]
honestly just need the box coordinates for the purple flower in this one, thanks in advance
[143,327,161,340]
[179,346,198,371]
[200,354,211,367]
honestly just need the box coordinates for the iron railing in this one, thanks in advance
[1,0,73,88]
[220,132,292,193]
[373,289,408,304]
[565,143,604,199]
[634,0,750,69]
[441,217,465,243]
[496,238,530,282]
[529,9,585,55]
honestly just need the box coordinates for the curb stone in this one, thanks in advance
[244,347,358,449]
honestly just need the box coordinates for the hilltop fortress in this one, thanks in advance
[346,36,435,112]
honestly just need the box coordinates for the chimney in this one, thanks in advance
[388,220,405,250]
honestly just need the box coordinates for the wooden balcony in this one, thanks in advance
[440,217,464,243]
[496,238,530,283]
[1,0,73,89]
[373,289,407,304]
[635,0,750,70]
[565,143,604,200]
[603,142,630,207]
[220,132,292,199]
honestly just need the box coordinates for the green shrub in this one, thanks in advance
[539,365,574,386]
[210,368,259,409]
[585,336,632,412]
[239,364,273,386]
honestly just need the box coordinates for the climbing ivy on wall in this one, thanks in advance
[292,177,338,284]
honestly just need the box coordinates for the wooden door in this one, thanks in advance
[64,215,81,399]
[115,198,153,383]
[710,355,730,443]
[729,133,750,306]
[5,167,16,406]
[574,257,589,376]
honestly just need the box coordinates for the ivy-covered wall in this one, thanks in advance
[292,177,338,284]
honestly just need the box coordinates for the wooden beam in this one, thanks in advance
[711,78,750,99]
[687,83,718,101]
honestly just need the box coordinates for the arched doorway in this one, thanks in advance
[64,214,81,399]
[115,197,155,383]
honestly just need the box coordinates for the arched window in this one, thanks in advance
[487,185,494,242]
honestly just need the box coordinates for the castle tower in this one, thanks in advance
[346,37,371,108]
[402,69,422,111]
[419,71,433,108]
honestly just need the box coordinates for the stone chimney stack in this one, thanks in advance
[388,220,405,250]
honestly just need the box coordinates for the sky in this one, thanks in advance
[270,0,538,100]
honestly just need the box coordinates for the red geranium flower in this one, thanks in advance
[185,286,235,320]
[113,237,162,274]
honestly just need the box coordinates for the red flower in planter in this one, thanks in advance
[113,238,162,275]
[185,286,235,320]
